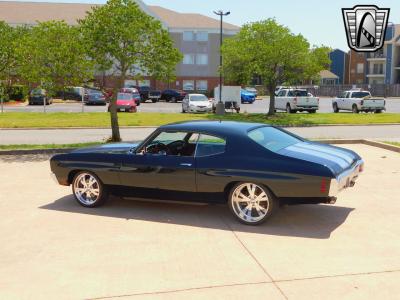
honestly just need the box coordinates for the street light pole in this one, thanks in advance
[213,10,230,116]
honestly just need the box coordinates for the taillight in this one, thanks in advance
[293,97,297,104]
[360,100,364,105]
[359,163,364,173]
[320,178,327,193]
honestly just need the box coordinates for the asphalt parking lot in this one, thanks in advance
[3,97,400,113]
[1,144,399,299]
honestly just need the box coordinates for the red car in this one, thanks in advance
[120,88,141,106]
[115,93,137,113]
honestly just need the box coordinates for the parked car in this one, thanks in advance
[84,89,107,105]
[120,88,141,106]
[128,86,161,103]
[332,90,386,113]
[245,87,258,97]
[28,88,52,105]
[160,89,187,102]
[112,92,137,112]
[182,94,212,113]
[241,89,256,104]
[275,88,319,113]
[50,121,363,225]
[55,87,82,101]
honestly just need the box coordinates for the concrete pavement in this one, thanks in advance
[1,124,400,144]
[0,144,399,299]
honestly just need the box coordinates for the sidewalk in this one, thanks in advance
[1,125,400,145]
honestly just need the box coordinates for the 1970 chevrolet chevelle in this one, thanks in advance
[50,121,363,225]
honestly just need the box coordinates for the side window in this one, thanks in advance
[277,90,286,97]
[287,90,294,97]
[196,134,226,157]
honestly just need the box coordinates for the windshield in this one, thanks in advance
[352,92,370,98]
[31,89,44,96]
[248,126,301,152]
[117,93,132,101]
[190,95,208,101]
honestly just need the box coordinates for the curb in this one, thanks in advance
[1,139,399,156]
[1,124,400,130]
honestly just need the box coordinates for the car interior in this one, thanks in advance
[139,131,226,157]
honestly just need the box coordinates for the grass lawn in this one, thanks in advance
[0,142,103,151]
[382,141,400,147]
[1,112,400,128]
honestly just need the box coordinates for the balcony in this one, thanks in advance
[366,72,385,77]
[366,52,386,61]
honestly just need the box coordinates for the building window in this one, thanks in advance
[196,31,208,41]
[373,64,384,74]
[356,63,364,74]
[183,31,194,41]
[183,54,195,65]
[196,80,208,91]
[196,54,208,65]
[183,80,195,91]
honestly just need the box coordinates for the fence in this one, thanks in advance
[306,84,400,98]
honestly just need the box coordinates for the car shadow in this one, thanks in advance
[40,195,354,239]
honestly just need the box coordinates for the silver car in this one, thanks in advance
[182,94,212,113]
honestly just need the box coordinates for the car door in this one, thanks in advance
[275,90,285,110]
[194,133,228,195]
[119,131,196,192]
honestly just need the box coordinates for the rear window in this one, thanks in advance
[288,90,308,97]
[117,93,132,100]
[248,126,301,152]
[352,92,370,98]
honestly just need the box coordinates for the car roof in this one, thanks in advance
[188,93,206,96]
[160,121,269,137]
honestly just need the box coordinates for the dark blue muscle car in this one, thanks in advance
[50,121,364,225]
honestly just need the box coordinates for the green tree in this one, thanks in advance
[222,19,330,115]
[0,22,23,102]
[79,0,182,141]
[17,21,94,97]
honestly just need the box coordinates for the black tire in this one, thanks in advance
[333,102,339,113]
[152,99,157,103]
[286,104,294,114]
[309,109,316,113]
[236,108,240,113]
[228,182,277,225]
[375,109,382,114]
[352,104,359,114]
[72,171,108,208]
[171,96,177,103]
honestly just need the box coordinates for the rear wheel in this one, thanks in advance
[333,102,339,113]
[171,96,177,103]
[152,99,157,103]
[309,109,316,113]
[352,104,359,114]
[228,182,277,225]
[375,109,382,113]
[72,171,108,208]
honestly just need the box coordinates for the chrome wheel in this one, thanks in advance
[231,183,271,224]
[73,172,101,206]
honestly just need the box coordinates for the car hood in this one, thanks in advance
[72,143,140,154]
[278,141,361,176]
[117,100,135,105]
[190,101,211,106]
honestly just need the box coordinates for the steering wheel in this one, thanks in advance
[145,142,170,155]
[167,140,187,155]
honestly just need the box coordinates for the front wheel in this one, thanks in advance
[72,171,108,208]
[228,182,277,225]
[375,109,382,114]
[309,109,316,113]
[333,102,339,113]
[352,104,359,114]
[286,104,294,114]
[171,96,177,103]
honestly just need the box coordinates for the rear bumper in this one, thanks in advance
[359,106,386,111]
[293,105,319,110]
[328,159,364,197]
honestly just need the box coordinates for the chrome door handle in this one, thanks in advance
[180,163,192,167]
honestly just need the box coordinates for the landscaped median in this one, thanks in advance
[1,112,400,128]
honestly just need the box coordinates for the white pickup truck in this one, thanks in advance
[332,90,386,113]
[275,88,319,113]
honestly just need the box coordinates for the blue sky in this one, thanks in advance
[6,0,399,50]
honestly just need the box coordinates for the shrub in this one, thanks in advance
[8,85,29,101]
